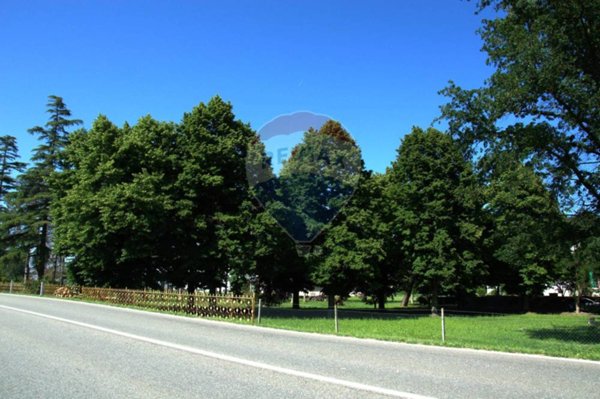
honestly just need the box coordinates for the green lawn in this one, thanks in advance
[259,309,600,360]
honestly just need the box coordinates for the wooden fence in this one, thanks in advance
[79,287,255,321]
[0,281,62,296]
[0,282,255,322]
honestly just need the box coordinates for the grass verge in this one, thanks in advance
[258,311,600,360]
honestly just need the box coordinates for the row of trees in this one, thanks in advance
[1,0,599,311]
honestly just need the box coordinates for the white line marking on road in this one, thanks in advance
[5,294,600,366]
[0,304,435,399]
[4,294,600,367]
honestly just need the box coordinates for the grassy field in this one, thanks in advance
[258,310,600,360]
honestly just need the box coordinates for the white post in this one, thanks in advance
[441,307,446,342]
[257,298,262,325]
[334,303,339,333]
[9,280,13,294]
[40,282,44,296]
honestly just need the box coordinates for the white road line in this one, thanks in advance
[0,293,600,366]
[5,294,600,367]
[0,304,436,399]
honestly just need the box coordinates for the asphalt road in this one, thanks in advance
[1,294,599,399]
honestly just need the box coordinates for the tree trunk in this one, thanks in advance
[186,282,197,294]
[377,294,386,310]
[522,295,530,312]
[24,252,31,283]
[208,281,217,295]
[52,255,58,282]
[59,256,66,285]
[431,282,439,309]
[36,223,48,280]
[401,281,414,307]
[292,290,300,309]
[575,282,583,314]
[327,294,335,309]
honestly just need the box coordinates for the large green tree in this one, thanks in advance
[275,120,363,244]
[387,127,484,308]
[55,97,261,292]
[557,210,600,313]
[170,96,258,293]
[271,121,363,307]
[441,0,600,211]
[484,160,565,304]
[53,115,178,287]
[312,171,391,309]
[245,135,313,307]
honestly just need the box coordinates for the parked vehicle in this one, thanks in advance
[581,298,600,313]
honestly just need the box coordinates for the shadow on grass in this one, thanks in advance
[261,307,510,320]
[261,307,431,320]
[526,326,600,344]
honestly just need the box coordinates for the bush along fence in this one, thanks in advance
[0,282,255,323]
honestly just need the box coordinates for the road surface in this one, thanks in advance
[1,294,598,399]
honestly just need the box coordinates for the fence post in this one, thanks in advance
[257,298,262,325]
[9,280,13,294]
[441,307,446,342]
[40,282,44,296]
[334,303,339,333]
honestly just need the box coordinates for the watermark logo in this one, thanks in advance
[246,111,362,247]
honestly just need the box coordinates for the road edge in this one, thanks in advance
[2,293,599,366]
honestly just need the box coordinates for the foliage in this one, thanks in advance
[274,120,363,243]
[53,115,178,287]
[0,135,26,206]
[54,96,257,292]
[0,135,26,279]
[168,96,257,292]
[386,127,484,307]
[440,0,600,211]
[273,121,365,304]
[8,86,594,311]
[557,211,600,309]
[312,171,389,307]
[484,161,566,298]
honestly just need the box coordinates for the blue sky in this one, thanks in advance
[0,0,495,173]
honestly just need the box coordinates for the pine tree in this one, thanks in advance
[28,95,82,170]
[0,135,26,280]
[22,96,81,280]
[0,135,25,207]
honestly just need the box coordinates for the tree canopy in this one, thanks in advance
[3,0,598,310]
[441,0,600,212]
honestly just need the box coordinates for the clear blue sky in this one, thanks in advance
[0,0,495,173]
